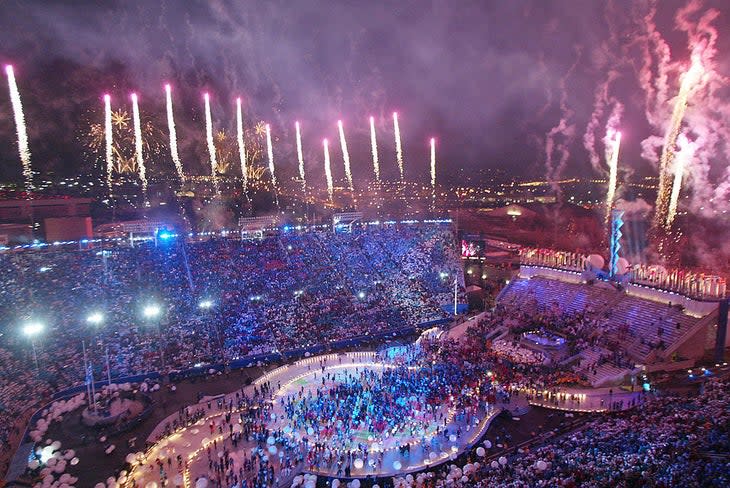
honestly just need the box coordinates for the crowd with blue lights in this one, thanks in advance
[0,224,461,462]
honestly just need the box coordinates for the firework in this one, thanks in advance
[236,98,248,193]
[604,129,621,223]
[295,121,306,194]
[430,138,436,207]
[104,94,113,192]
[164,84,185,182]
[131,93,148,198]
[337,120,354,193]
[5,65,33,192]
[666,133,695,229]
[204,93,219,194]
[393,112,404,180]
[369,116,380,183]
[323,138,333,202]
[654,52,703,228]
[265,123,277,191]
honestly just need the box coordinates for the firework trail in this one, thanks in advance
[103,94,114,192]
[265,124,279,207]
[164,84,185,183]
[544,49,581,196]
[583,73,620,174]
[236,98,248,193]
[323,138,333,202]
[369,116,380,183]
[430,138,436,209]
[666,133,695,229]
[204,93,219,194]
[604,129,621,223]
[131,93,148,199]
[5,65,33,192]
[393,112,404,180]
[653,51,704,228]
[337,120,354,193]
[295,121,306,194]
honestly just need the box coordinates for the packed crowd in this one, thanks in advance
[0,225,462,467]
[412,377,730,487]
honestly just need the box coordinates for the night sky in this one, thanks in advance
[0,0,728,196]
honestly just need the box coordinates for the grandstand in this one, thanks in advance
[497,266,722,387]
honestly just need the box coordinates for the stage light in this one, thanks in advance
[22,322,44,337]
[87,312,104,325]
[143,304,161,319]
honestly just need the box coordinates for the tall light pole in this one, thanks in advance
[199,299,224,365]
[22,322,44,370]
[454,278,458,316]
[142,303,164,370]
[87,311,111,385]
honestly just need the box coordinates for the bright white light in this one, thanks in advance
[358,291,366,299]
[142,304,161,319]
[87,312,104,325]
[23,322,44,337]
[39,445,54,463]
[198,300,213,310]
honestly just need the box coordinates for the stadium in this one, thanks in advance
[0,213,727,488]
[1,1,730,487]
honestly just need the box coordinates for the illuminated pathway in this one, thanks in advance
[123,352,500,487]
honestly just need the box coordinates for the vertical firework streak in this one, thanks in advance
[164,84,185,182]
[666,134,695,229]
[103,94,114,193]
[295,121,306,195]
[130,93,148,198]
[337,120,354,193]
[5,65,33,192]
[265,123,279,207]
[430,138,436,208]
[204,93,219,194]
[236,98,248,193]
[323,139,333,202]
[654,53,703,228]
[393,112,404,180]
[369,116,380,183]
[604,130,621,223]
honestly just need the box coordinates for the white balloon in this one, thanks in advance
[194,478,209,488]
[476,447,486,457]
[498,456,507,465]
[353,458,364,469]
